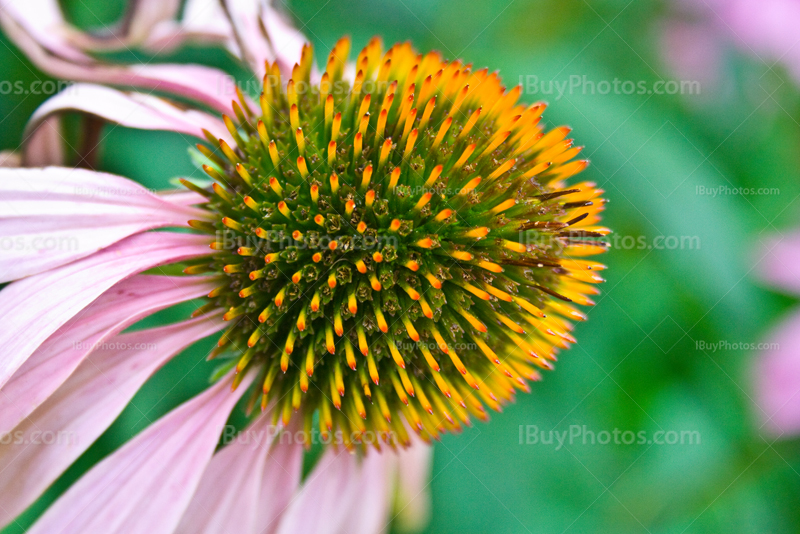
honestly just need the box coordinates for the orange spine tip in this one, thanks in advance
[459,176,482,196]
[355,259,367,274]
[405,260,419,272]
[449,250,474,261]
[416,237,433,248]
[328,273,337,288]
[434,209,453,222]
[503,240,527,253]
[327,141,337,167]
[372,252,383,263]
[424,165,443,188]
[297,156,309,178]
[357,221,367,233]
[269,176,283,195]
[389,219,401,232]
[243,196,260,211]
[330,173,339,193]
[478,260,503,273]
[264,252,279,264]
[277,201,291,218]
[361,165,373,190]
[237,247,255,256]
[328,240,338,251]
[388,167,401,191]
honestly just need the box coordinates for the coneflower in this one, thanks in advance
[187,37,608,446]
[0,0,606,529]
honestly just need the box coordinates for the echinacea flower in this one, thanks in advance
[0,0,608,530]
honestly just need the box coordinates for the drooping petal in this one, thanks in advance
[221,0,306,78]
[0,166,210,282]
[23,85,231,163]
[0,1,236,113]
[175,415,303,534]
[157,189,210,207]
[274,449,361,534]
[0,313,225,527]
[0,231,212,391]
[135,0,235,55]
[22,115,64,166]
[341,451,395,534]
[0,274,217,437]
[25,371,253,534]
[755,310,800,436]
[393,443,433,532]
[254,432,305,534]
[758,233,800,295]
[119,0,184,47]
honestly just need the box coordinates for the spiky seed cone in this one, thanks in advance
[186,37,609,450]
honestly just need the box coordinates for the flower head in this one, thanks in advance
[0,0,607,529]
[186,38,609,446]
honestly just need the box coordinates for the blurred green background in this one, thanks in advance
[2,0,800,532]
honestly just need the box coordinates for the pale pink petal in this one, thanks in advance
[0,4,235,112]
[222,0,306,78]
[255,429,304,534]
[175,415,303,534]
[141,0,235,54]
[0,274,217,438]
[274,449,361,534]
[157,189,209,207]
[757,233,800,295]
[26,371,253,534]
[0,166,209,282]
[0,231,212,391]
[122,0,183,46]
[0,313,225,527]
[22,115,64,166]
[342,451,395,534]
[755,310,800,436]
[393,443,433,532]
[23,85,231,164]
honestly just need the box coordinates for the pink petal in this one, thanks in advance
[757,232,800,295]
[222,0,306,78]
[274,450,362,534]
[0,274,217,438]
[119,0,183,46]
[0,231,212,391]
[157,189,210,207]
[0,5,236,113]
[255,438,304,534]
[755,310,800,436]
[0,166,209,282]
[0,313,225,527]
[23,115,64,166]
[393,443,433,532]
[344,451,395,534]
[26,371,253,534]
[23,85,231,161]
[175,415,303,534]
[141,0,234,54]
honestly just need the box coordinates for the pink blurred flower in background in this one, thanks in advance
[755,235,800,437]
[660,0,800,91]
